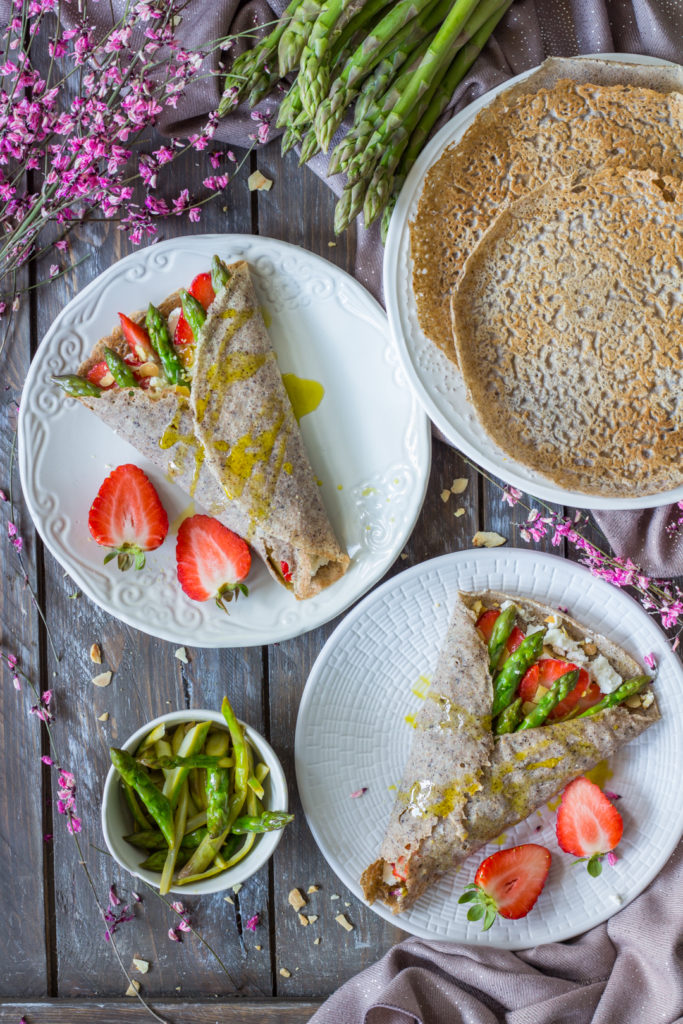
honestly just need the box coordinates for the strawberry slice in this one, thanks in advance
[280,560,293,584]
[87,360,115,390]
[118,312,156,363]
[556,776,623,876]
[176,515,251,612]
[476,610,525,663]
[89,464,168,571]
[459,844,551,930]
[518,658,598,720]
[189,272,216,311]
[174,312,194,346]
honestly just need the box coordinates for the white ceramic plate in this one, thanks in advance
[383,53,683,511]
[296,549,683,948]
[19,234,430,647]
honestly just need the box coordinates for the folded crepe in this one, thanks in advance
[361,591,659,913]
[73,260,349,599]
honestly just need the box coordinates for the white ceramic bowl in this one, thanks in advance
[102,709,288,895]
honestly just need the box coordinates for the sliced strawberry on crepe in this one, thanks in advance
[118,312,157,363]
[176,514,251,613]
[476,609,525,662]
[459,844,551,929]
[174,313,194,346]
[519,658,601,720]
[556,776,623,876]
[89,464,169,571]
[189,272,216,310]
[87,360,115,390]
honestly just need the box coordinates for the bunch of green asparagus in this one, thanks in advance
[110,697,293,894]
[218,0,512,239]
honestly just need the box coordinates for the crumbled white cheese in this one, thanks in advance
[589,654,623,694]
[543,626,588,665]
[500,600,517,612]
[642,691,654,709]
[382,862,396,885]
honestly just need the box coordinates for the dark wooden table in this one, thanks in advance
[1,108,678,1024]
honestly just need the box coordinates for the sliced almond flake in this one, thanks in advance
[92,671,112,688]
[125,979,140,996]
[248,170,273,192]
[472,531,506,549]
[307,885,319,893]
[400,553,408,560]
[224,896,234,905]
[298,913,309,926]
[335,913,353,932]
[451,478,468,494]
[307,914,318,924]
[279,968,291,979]
[232,883,242,894]
[132,958,149,974]
[440,489,451,503]
[98,712,110,722]
[642,691,654,708]
[288,888,306,912]
[330,894,340,901]
[174,647,189,664]
[454,507,465,518]
[255,944,262,951]
[314,937,321,945]
[90,643,102,664]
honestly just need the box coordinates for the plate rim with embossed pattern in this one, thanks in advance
[18,233,430,648]
[295,548,683,947]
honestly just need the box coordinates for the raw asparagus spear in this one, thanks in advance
[576,676,651,718]
[52,374,102,399]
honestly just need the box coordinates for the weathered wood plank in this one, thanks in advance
[0,999,321,1023]
[0,261,49,996]
[30,146,273,996]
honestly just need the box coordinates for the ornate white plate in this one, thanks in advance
[296,549,683,948]
[19,234,430,647]
[383,53,683,511]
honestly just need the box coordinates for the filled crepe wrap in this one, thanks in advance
[361,590,659,913]
[75,260,349,600]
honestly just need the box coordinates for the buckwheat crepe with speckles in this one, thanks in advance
[451,167,683,498]
[361,591,659,914]
[410,57,683,362]
[74,261,349,599]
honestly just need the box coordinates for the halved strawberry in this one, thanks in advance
[189,272,216,311]
[556,776,623,876]
[280,560,293,584]
[176,515,251,612]
[89,464,168,571]
[518,658,598,720]
[459,844,551,930]
[476,610,525,663]
[118,312,156,363]
[87,360,115,390]
[174,312,194,346]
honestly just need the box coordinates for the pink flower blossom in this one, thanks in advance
[607,851,618,867]
[49,264,58,277]
[188,207,200,223]
[168,927,181,942]
[104,884,135,941]
[41,754,53,765]
[502,485,522,507]
[643,652,657,671]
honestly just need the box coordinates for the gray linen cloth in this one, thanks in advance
[159,0,683,578]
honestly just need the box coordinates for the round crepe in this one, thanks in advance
[410,60,683,362]
[450,167,683,498]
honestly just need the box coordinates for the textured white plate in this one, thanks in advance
[19,234,430,647]
[383,53,683,511]
[296,549,683,948]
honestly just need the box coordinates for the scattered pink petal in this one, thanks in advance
[245,913,260,931]
[44,833,53,842]
[607,851,618,867]
[109,885,121,907]
[604,790,621,801]
[132,892,142,903]
[643,652,657,671]
[41,755,53,765]
[49,264,59,277]
[168,927,181,942]
[350,788,367,799]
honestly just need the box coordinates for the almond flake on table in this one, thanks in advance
[90,643,102,664]
[454,507,465,518]
[98,712,109,722]
[298,913,309,926]
[279,968,292,979]
[248,170,272,191]
[314,937,321,945]
[451,478,469,494]
[440,489,451,503]
[472,531,507,548]
[288,888,307,912]
[174,647,189,664]
[330,894,340,901]
[232,883,242,894]
[132,958,149,974]
[255,944,262,951]
[335,913,354,932]
[224,895,234,905]
[92,671,112,687]
[125,980,140,996]
[307,885,319,893]
[307,914,318,924]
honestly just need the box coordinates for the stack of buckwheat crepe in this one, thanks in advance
[410,57,683,499]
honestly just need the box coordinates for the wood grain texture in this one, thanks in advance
[0,1000,321,1022]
